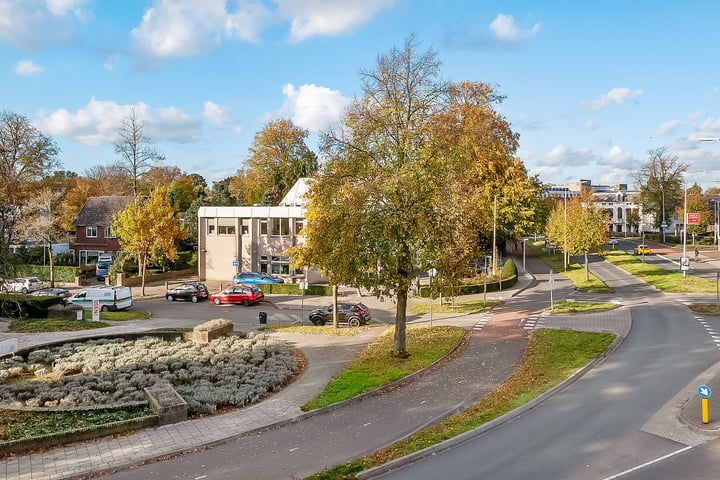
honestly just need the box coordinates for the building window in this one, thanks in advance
[294,218,304,235]
[271,218,289,236]
[104,226,115,238]
[86,226,97,238]
[218,218,236,235]
[260,219,268,235]
[260,255,290,274]
[207,218,216,235]
[241,218,250,235]
[617,207,623,220]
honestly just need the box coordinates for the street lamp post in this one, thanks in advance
[683,183,688,276]
[711,199,720,252]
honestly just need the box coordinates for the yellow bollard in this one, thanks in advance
[702,397,710,424]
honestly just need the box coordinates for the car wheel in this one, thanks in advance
[21,288,28,294]
[213,297,221,305]
[310,316,322,326]
[101,305,109,312]
[166,294,174,302]
[191,295,198,303]
[242,299,249,307]
[0,286,6,293]
[347,316,361,328]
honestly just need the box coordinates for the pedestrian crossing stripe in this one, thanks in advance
[472,313,492,331]
[695,316,720,351]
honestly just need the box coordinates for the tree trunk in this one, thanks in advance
[332,284,338,329]
[584,252,590,281]
[394,288,409,358]
[140,252,147,296]
[47,243,55,288]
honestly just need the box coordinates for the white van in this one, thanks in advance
[67,286,133,311]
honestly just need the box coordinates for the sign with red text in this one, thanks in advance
[687,213,700,225]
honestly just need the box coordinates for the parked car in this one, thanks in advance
[308,302,372,327]
[210,285,264,306]
[66,286,133,311]
[608,237,620,245]
[29,288,72,303]
[634,244,651,255]
[165,282,209,303]
[232,271,284,285]
[1,277,44,294]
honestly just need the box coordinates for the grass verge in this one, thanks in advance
[0,404,154,442]
[302,325,465,411]
[545,300,617,314]
[260,324,372,336]
[529,242,611,292]
[409,299,499,315]
[301,328,615,480]
[603,250,717,293]
[689,303,720,314]
[8,310,151,332]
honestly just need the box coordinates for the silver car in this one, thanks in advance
[1,277,44,294]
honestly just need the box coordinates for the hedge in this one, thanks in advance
[14,265,80,283]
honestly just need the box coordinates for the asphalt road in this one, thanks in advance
[376,260,720,479]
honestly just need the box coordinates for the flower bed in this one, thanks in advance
[0,333,297,416]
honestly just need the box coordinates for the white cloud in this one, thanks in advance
[131,0,273,60]
[585,87,642,111]
[539,144,600,167]
[36,98,201,146]
[489,14,540,43]
[277,0,397,42]
[14,59,42,75]
[281,83,351,132]
[45,0,89,16]
[0,0,89,49]
[603,145,632,166]
[203,101,232,125]
[655,120,683,137]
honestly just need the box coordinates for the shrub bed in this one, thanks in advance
[0,333,297,416]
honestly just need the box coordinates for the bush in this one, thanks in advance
[0,295,62,319]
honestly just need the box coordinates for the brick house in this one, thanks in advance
[72,196,132,265]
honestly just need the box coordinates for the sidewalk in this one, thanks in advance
[0,262,632,480]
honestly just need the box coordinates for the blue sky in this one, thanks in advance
[4,0,720,190]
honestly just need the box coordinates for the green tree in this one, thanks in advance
[112,187,187,295]
[632,147,686,231]
[233,118,318,205]
[546,190,608,280]
[0,111,60,278]
[291,37,533,356]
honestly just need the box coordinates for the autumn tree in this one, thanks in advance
[632,147,687,233]
[112,187,187,295]
[233,118,318,205]
[0,111,59,277]
[291,37,537,356]
[679,183,711,245]
[546,190,608,280]
[18,188,67,286]
[114,108,165,197]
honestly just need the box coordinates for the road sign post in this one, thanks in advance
[549,269,554,312]
[698,384,712,424]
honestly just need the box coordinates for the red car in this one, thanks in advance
[209,285,264,306]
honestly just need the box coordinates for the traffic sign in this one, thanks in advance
[687,213,700,225]
[698,384,712,399]
[660,221,668,230]
[232,260,239,267]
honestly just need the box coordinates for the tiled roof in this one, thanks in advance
[73,196,133,227]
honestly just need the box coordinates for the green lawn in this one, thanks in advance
[302,325,465,410]
[603,250,718,294]
[546,300,617,314]
[529,241,611,292]
[9,310,151,332]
